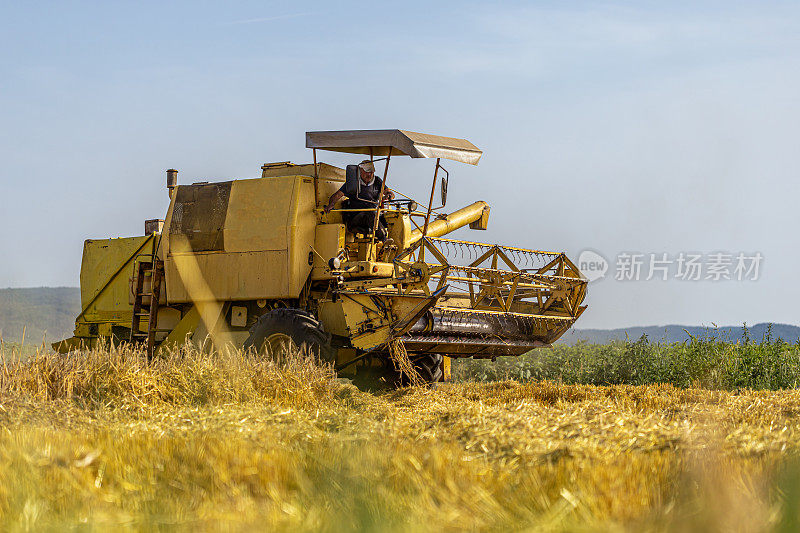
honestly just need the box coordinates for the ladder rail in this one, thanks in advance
[129,232,166,359]
[129,260,151,343]
[145,260,164,359]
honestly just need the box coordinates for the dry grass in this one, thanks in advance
[3,344,800,531]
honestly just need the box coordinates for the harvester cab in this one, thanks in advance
[56,129,588,387]
[308,130,486,268]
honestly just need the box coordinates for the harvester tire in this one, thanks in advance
[408,353,444,385]
[355,353,444,390]
[243,308,334,363]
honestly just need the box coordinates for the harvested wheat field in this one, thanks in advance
[3,345,800,531]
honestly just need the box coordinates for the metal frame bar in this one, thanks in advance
[312,148,320,208]
[421,158,441,239]
[392,233,586,318]
[368,148,392,253]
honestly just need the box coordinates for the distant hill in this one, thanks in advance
[560,323,800,345]
[0,287,80,345]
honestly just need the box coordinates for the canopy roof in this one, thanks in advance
[306,129,482,165]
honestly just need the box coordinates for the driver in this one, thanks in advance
[324,160,394,240]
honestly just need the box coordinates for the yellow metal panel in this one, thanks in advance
[442,356,451,382]
[183,302,228,350]
[318,300,350,337]
[156,306,200,354]
[316,224,345,260]
[287,177,316,295]
[312,223,345,279]
[75,323,91,337]
[224,177,294,252]
[384,211,413,249]
[163,175,318,301]
[230,306,247,327]
[260,162,345,181]
[165,250,289,303]
[52,336,84,353]
[340,294,391,350]
[79,235,153,324]
[334,348,358,374]
[334,292,439,351]
[155,307,182,340]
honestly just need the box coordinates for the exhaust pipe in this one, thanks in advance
[166,169,178,197]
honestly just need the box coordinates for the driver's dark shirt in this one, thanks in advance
[339,176,383,210]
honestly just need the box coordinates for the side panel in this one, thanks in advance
[164,175,317,302]
[223,178,294,252]
[165,250,289,302]
[312,224,345,279]
[79,235,153,324]
[319,292,440,351]
[287,176,317,295]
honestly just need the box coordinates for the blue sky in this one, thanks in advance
[1,1,798,328]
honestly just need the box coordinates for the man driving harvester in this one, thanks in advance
[324,159,395,241]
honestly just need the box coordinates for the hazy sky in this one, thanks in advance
[1,1,798,328]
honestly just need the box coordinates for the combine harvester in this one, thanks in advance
[56,130,587,385]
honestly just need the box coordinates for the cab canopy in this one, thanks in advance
[306,129,482,165]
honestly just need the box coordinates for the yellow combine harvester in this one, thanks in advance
[56,129,587,385]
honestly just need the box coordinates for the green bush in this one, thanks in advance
[453,325,800,390]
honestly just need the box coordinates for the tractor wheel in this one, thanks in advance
[353,353,443,390]
[406,353,444,385]
[242,308,333,363]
